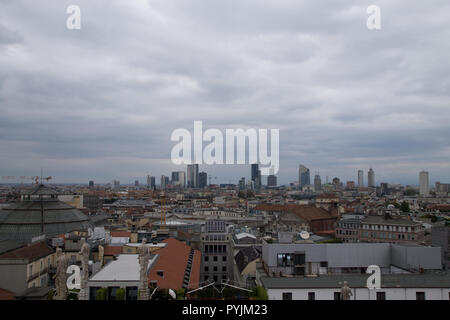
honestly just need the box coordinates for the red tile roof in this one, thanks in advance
[149,238,201,290]
[0,288,15,300]
[254,204,337,221]
[103,245,123,256]
[0,241,54,262]
[177,231,193,240]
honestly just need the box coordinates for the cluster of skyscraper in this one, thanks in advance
[298,165,377,191]
[105,163,431,194]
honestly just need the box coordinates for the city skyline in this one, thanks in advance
[2,166,440,188]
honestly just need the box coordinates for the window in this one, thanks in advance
[376,292,386,300]
[308,292,315,300]
[108,287,120,300]
[213,266,218,272]
[334,292,341,300]
[204,256,209,262]
[213,276,218,282]
[277,253,294,267]
[222,266,227,272]
[213,256,218,262]
[126,286,138,300]
[416,292,425,300]
[204,266,209,272]
[320,261,328,268]
[157,271,164,277]
[223,256,227,262]
[282,292,292,300]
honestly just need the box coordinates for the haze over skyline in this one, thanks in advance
[1,1,450,185]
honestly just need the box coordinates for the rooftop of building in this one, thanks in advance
[254,204,337,221]
[0,240,54,262]
[0,288,15,300]
[89,253,158,282]
[0,184,93,243]
[235,246,261,274]
[149,238,201,290]
[0,239,24,255]
[260,272,450,289]
[362,215,420,226]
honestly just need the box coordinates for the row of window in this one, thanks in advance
[204,266,227,272]
[362,224,417,232]
[204,255,227,262]
[204,244,227,253]
[338,223,359,229]
[204,275,228,282]
[360,231,415,240]
[203,234,228,242]
[282,291,427,300]
[336,229,358,236]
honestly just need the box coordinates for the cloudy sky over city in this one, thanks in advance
[1,0,450,185]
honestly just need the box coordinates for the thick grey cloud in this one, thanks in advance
[0,0,450,185]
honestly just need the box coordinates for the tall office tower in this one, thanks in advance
[199,172,208,188]
[419,170,429,196]
[160,175,169,189]
[255,170,262,189]
[150,176,156,189]
[171,171,179,184]
[113,180,120,190]
[171,171,185,187]
[314,173,322,192]
[239,177,246,190]
[267,175,277,187]
[134,180,139,187]
[299,165,310,189]
[187,164,199,188]
[147,175,152,188]
[380,182,389,195]
[178,171,186,188]
[251,164,259,182]
[358,170,364,187]
[89,180,94,188]
[368,168,375,187]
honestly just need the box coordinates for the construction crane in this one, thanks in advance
[1,176,53,184]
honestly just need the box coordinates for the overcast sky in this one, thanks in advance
[1,0,450,186]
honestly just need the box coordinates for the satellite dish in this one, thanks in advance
[168,289,176,300]
[300,230,310,240]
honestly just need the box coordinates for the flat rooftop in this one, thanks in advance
[89,254,158,282]
[261,273,450,289]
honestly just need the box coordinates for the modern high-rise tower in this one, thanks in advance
[419,170,429,196]
[187,164,199,188]
[171,171,186,187]
[160,175,169,189]
[358,170,364,187]
[199,172,208,188]
[368,168,375,188]
[314,173,322,192]
[299,165,310,189]
[267,175,277,187]
[251,164,259,182]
